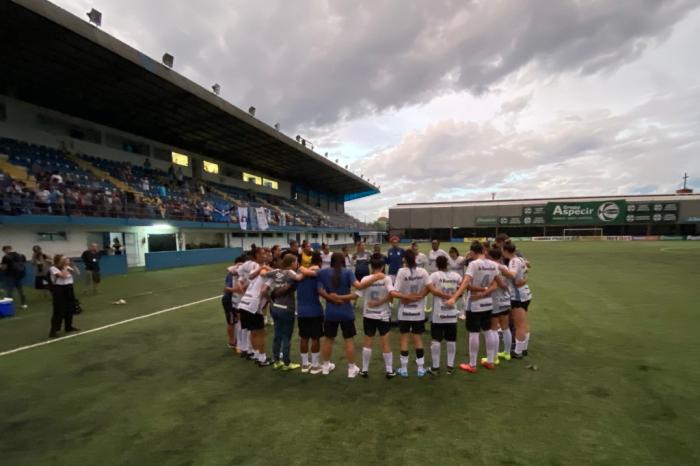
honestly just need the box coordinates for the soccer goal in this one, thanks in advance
[563,228,604,240]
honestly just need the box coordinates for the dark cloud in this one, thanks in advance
[56,0,699,130]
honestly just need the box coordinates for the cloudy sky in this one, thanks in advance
[53,0,700,220]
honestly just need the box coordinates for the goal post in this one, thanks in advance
[563,227,604,239]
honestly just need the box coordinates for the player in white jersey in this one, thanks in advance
[426,256,461,375]
[485,247,512,363]
[390,249,430,377]
[238,247,274,366]
[320,243,332,269]
[447,247,467,320]
[223,256,245,352]
[446,242,499,373]
[501,242,532,359]
[355,254,397,379]
[410,242,429,270]
[427,240,448,273]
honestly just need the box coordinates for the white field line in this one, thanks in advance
[0,295,221,357]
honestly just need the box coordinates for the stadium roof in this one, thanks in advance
[392,193,700,209]
[0,0,378,200]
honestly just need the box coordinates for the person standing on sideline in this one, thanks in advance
[427,240,448,273]
[31,245,52,299]
[320,243,332,269]
[112,237,123,255]
[81,243,101,294]
[49,254,80,338]
[352,242,370,282]
[1,245,28,309]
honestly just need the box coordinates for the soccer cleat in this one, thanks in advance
[257,358,273,367]
[417,368,427,378]
[48,332,58,339]
[459,363,477,373]
[446,366,455,375]
[397,368,409,378]
[235,347,242,354]
[309,365,323,375]
[273,361,284,370]
[227,342,236,349]
[322,362,336,375]
[348,364,360,378]
[427,367,440,376]
[240,351,249,359]
[510,351,524,360]
[523,350,529,357]
[498,351,511,361]
[480,360,496,370]
[282,362,301,371]
[301,364,312,373]
[481,357,500,366]
[245,352,256,361]
[385,370,397,379]
[360,370,369,378]
[65,327,80,332]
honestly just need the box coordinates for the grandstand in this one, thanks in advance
[390,194,700,241]
[0,0,381,266]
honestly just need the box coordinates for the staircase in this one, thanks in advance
[0,153,37,188]
[64,152,134,193]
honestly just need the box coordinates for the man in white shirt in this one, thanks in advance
[410,242,429,270]
[320,243,332,269]
[427,240,448,273]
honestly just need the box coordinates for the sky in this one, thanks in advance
[52,0,700,221]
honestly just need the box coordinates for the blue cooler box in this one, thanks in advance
[0,298,15,317]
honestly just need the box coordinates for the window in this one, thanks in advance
[243,172,262,185]
[311,233,318,239]
[263,178,279,190]
[203,160,219,174]
[37,232,67,241]
[172,152,189,167]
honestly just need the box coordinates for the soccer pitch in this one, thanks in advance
[1,241,699,465]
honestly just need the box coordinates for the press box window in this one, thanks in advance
[263,178,278,190]
[203,160,219,174]
[172,152,189,167]
[243,172,262,185]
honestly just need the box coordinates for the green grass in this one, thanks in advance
[1,241,700,465]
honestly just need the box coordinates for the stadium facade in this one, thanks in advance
[0,0,382,267]
[389,194,700,241]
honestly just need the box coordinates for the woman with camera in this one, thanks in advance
[49,254,80,338]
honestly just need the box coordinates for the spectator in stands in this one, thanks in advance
[1,245,28,309]
[48,254,80,338]
[64,188,78,215]
[112,238,123,255]
[35,186,50,213]
[143,158,152,172]
[81,243,101,294]
[141,177,150,193]
[80,190,93,215]
[50,171,63,186]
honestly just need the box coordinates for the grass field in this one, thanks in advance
[1,241,700,465]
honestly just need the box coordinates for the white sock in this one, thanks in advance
[469,333,480,366]
[524,332,530,351]
[383,352,393,373]
[430,341,441,369]
[515,339,525,355]
[446,341,456,368]
[257,352,266,362]
[486,330,498,363]
[235,322,242,348]
[252,349,259,359]
[311,352,320,366]
[400,354,409,371]
[501,329,512,354]
[243,331,251,352]
[416,357,425,370]
[362,347,372,372]
[301,353,309,366]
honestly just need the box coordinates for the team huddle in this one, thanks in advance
[221,234,532,379]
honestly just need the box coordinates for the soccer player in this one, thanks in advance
[410,242,429,270]
[264,253,300,371]
[300,241,313,268]
[386,236,405,284]
[501,242,532,359]
[390,249,430,377]
[316,253,384,377]
[448,247,467,320]
[222,256,245,350]
[352,242,370,282]
[446,242,499,373]
[485,247,512,363]
[295,252,324,374]
[427,240,448,273]
[426,255,461,375]
[238,247,273,367]
[320,243,332,269]
[355,253,397,378]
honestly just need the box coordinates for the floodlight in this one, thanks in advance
[162,53,174,68]
[212,83,221,95]
[296,135,301,142]
[248,106,256,116]
[274,123,280,131]
[86,8,102,26]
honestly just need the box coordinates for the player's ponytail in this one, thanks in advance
[404,249,416,269]
[330,252,345,289]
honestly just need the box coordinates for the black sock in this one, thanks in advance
[400,350,408,357]
[416,348,424,359]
